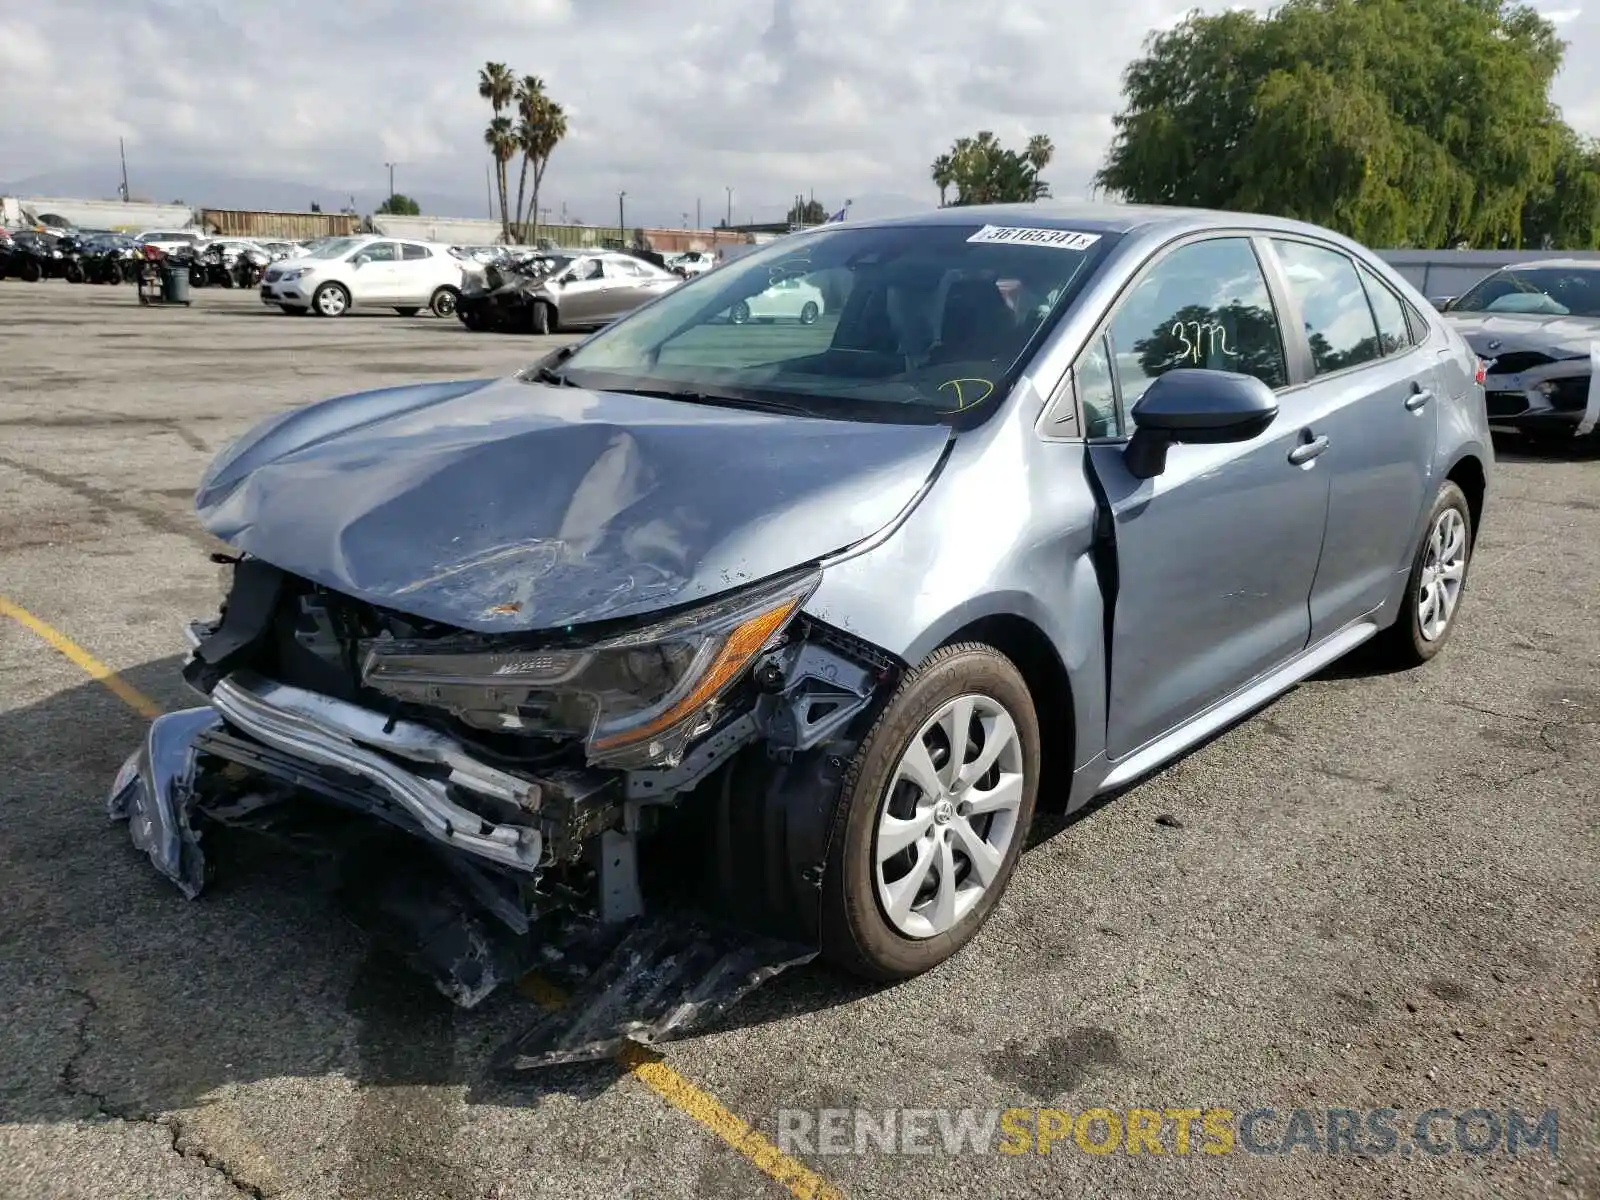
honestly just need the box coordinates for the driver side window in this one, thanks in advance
[357,241,397,263]
[1076,237,1288,436]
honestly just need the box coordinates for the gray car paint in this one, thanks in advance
[200,202,1491,817]
[195,372,952,632]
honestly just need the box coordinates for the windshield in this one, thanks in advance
[551,222,1112,420]
[307,237,364,260]
[1452,267,1600,318]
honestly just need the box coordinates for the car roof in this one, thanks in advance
[1492,258,1600,271]
[839,201,1374,249]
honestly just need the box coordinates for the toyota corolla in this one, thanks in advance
[110,204,1491,1065]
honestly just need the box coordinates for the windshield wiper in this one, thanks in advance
[526,343,578,386]
[599,385,814,417]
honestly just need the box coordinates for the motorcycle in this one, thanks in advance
[0,231,70,281]
[193,242,271,288]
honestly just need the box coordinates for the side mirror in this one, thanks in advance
[353,254,372,267]
[1429,296,1455,312]
[1124,369,1279,480]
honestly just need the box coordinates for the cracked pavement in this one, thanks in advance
[0,281,1596,1199]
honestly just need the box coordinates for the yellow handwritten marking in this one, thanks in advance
[0,596,164,719]
[938,377,995,412]
[517,976,843,1198]
[0,607,842,1200]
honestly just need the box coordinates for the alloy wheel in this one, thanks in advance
[1418,506,1467,641]
[874,693,1025,939]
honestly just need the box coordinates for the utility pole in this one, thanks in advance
[385,162,396,211]
[118,137,130,202]
[618,190,627,239]
[696,197,702,229]
[486,165,493,219]
[725,186,733,228]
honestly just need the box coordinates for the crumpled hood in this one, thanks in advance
[1446,312,1600,360]
[195,375,950,633]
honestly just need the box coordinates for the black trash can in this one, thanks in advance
[162,264,191,305]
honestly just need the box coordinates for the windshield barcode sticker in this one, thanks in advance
[966,225,1100,251]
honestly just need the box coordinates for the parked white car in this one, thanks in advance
[728,277,825,324]
[258,235,465,317]
[134,229,205,254]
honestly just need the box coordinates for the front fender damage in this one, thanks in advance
[107,603,899,1072]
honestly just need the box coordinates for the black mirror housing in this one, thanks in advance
[1429,296,1455,312]
[1124,369,1279,479]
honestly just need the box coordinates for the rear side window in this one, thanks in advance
[1356,263,1414,355]
[401,244,431,261]
[1272,240,1382,376]
[1103,236,1288,429]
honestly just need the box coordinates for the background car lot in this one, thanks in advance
[0,282,1596,1200]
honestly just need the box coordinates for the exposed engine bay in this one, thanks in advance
[109,554,901,1069]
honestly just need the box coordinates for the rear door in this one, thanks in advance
[1264,239,1439,640]
[394,242,437,304]
[1084,234,1333,760]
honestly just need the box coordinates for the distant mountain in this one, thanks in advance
[0,166,939,230]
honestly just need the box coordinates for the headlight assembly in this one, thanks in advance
[359,569,821,769]
[279,268,307,281]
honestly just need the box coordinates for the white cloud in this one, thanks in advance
[1,0,1597,226]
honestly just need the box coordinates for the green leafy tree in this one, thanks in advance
[1096,0,1592,249]
[786,196,828,224]
[931,131,1054,205]
[376,193,420,216]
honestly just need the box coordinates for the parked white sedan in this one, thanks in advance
[728,277,825,324]
[259,234,465,317]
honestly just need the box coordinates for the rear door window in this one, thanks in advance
[1271,240,1382,375]
[1356,263,1414,356]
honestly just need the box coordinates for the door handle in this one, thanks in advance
[1405,387,1433,411]
[1288,434,1330,465]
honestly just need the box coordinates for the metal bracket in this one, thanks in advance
[596,828,644,923]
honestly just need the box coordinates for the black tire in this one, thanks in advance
[19,259,41,283]
[312,282,349,317]
[1374,481,1474,667]
[460,310,486,331]
[394,306,420,317]
[429,287,458,318]
[800,301,819,325]
[818,643,1041,981]
[730,300,750,325]
[530,300,554,335]
[65,263,83,284]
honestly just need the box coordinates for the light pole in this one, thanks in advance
[384,161,397,212]
[696,197,702,229]
[618,190,627,241]
[725,186,733,228]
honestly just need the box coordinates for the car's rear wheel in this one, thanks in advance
[1376,480,1473,667]
[313,282,349,317]
[730,301,750,325]
[819,643,1040,981]
[800,301,819,325]
[429,287,458,318]
[530,300,555,335]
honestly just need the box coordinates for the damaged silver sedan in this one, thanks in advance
[110,204,1491,1068]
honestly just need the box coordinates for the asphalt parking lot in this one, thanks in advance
[1,279,1596,1200]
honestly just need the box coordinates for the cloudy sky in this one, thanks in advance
[1,0,1596,227]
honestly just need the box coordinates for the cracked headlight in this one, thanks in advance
[360,569,820,769]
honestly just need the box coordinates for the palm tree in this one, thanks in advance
[511,75,547,241]
[931,153,955,207]
[521,99,568,243]
[479,63,515,236]
[1024,134,1055,200]
[484,116,516,240]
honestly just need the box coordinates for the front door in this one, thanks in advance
[556,259,616,326]
[1265,240,1440,639]
[349,241,400,304]
[1084,235,1332,760]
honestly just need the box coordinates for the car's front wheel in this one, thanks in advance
[729,301,750,325]
[1376,480,1473,666]
[429,287,458,318]
[799,301,819,325]
[312,282,349,317]
[820,643,1040,980]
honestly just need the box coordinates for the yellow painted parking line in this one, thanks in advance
[3,594,844,1200]
[517,977,843,1200]
[0,595,164,719]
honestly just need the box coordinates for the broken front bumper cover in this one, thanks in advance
[105,672,821,1069]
